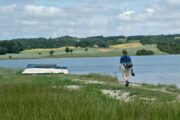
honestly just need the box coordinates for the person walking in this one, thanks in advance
[119,49,135,87]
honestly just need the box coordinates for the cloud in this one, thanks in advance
[14,20,43,25]
[0,0,180,39]
[0,4,17,13]
[117,10,135,21]
[0,0,36,5]
[146,8,155,15]
[117,10,152,23]
[167,0,180,5]
[25,5,66,16]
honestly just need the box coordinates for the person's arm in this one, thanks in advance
[119,56,123,72]
[128,56,133,65]
[120,56,123,64]
[128,56,132,63]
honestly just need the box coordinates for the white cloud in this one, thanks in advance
[25,5,66,16]
[167,0,180,5]
[117,9,154,23]
[146,8,155,15]
[0,4,16,12]
[117,10,135,21]
[14,20,43,25]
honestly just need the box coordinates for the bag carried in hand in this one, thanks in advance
[123,62,133,68]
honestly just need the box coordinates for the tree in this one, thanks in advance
[69,49,73,54]
[49,50,54,56]
[65,47,70,54]
[0,47,8,55]
[85,47,88,52]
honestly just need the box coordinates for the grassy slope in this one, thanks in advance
[0,68,180,120]
[0,43,167,59]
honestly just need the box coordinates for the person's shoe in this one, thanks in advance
[131,72,135,76]
[125,81,129,87]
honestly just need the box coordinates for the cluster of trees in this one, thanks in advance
[157,39,180,54]
[13,36,125,50]
[14,37,77,49]
[128,34,180,54]
[0,41,23,55]
[65,47,74,54]
[127,35,175,45]
[136,49,154,56]
[74,36,124,48]
[64,47,88,55]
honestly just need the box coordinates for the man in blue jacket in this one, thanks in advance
[119,49,135,87]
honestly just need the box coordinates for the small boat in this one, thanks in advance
[22,64,69,74]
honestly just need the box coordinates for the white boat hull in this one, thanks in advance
[22,68,69,74]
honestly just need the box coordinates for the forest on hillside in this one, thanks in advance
[0,34,180,55]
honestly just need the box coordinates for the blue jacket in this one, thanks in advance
[120,55,132,64]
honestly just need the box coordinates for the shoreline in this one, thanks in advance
[0,66,179,88]
[0,53,175,61]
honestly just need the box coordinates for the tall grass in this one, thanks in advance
[0,68,179,120]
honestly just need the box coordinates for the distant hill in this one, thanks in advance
[13,36,126,49]
[0,34,180,55]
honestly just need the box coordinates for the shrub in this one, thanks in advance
[136,49,154,56]
[69,49,73,54]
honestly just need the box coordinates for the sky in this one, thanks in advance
[0,0,180,39]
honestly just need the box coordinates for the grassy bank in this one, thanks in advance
[0,43,167,60]
[0,68,180,120]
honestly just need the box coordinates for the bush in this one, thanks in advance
[85,48,88,52]
[136,49,154,56]
[69,49,73,54]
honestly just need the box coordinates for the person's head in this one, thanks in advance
[122,49,128,55]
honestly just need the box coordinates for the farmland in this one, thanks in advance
[0,42,167,60]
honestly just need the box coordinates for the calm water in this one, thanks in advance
[0,55,180,87]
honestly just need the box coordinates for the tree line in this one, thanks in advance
[127,34,180,54]
[0,34,180,55]
[157,39,180,54]
[0,41,23,55]
[12,36,125,50]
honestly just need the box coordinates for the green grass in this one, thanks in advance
[0,68,180,120]
[0,43,167,60]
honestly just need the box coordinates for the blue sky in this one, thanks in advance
[0,0,180,39]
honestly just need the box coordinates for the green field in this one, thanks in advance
[0,43,167,60]
[0,68,180,120]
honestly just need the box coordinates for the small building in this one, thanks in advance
[93,44,99,48]
[22,64,69,74]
